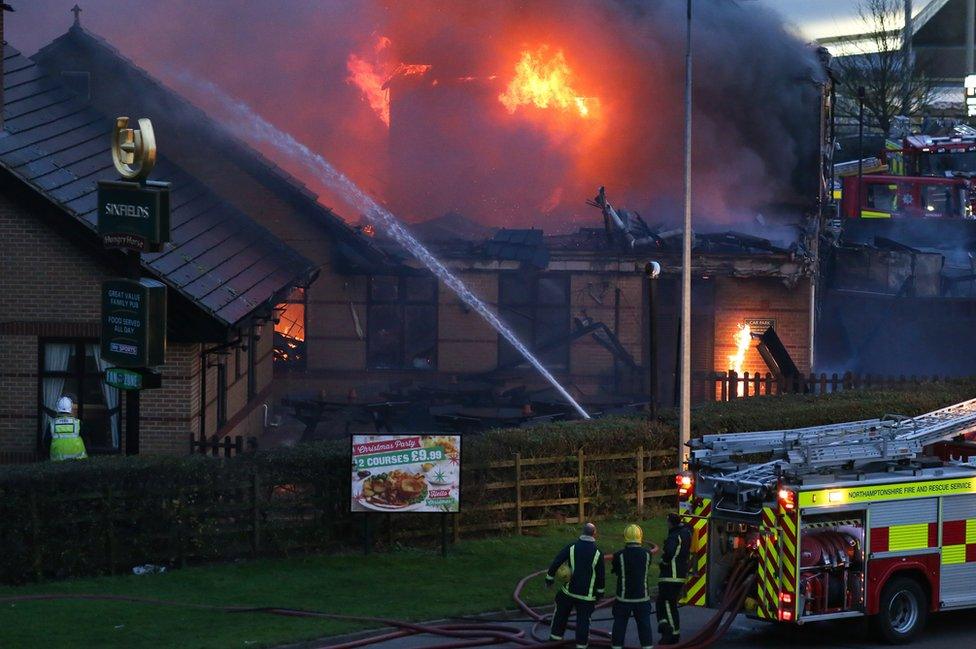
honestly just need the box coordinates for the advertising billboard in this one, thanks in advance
[351,434,461,513]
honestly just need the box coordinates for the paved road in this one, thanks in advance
[317,606,976,648]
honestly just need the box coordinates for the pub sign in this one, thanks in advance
[101,278,167,367]
[97,179,171,252]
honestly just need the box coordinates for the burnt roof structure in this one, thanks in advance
[0,44,315,329]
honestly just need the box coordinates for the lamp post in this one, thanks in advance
[679,0,693,472]
[857,86,865,218]
[645,261,661,420]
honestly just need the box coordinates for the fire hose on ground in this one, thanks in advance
[0,555,757,649]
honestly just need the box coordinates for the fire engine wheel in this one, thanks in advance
[874,577,928,644]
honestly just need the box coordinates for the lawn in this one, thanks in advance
[0,517,667,649]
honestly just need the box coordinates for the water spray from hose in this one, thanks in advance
[177,75,590,420]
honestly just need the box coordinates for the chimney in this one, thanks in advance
[0,3,13,131]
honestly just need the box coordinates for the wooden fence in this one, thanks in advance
[0,444,678,581]
[701,370,960,402]
[0,450,38,465]
[457,447,676,535]
[188,434,258,457]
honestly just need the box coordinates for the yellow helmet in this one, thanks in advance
[624,524,643,544]
[555,562,572,583]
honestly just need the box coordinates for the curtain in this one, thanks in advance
[41,343,72,437]
[89,344,121,449]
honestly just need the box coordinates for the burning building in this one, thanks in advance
[19,2,836,435]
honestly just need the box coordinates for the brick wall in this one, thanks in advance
[712,277,813,377]
[437,271,498,373]
[0,191,110,453]
[0,182,266,457]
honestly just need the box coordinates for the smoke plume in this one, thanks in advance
[11,0,825,231]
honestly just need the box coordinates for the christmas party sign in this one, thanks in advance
[351,434,461,513]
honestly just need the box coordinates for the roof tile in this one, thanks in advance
[0,46,315,327]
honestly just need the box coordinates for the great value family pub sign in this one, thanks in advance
[100,278,167,368]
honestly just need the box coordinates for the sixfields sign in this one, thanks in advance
[97,179,170,252]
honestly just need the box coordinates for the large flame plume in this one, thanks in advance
[347,35,430,126]
[35,0,826,229]
[499,46,595,119]
[728,323,752,396]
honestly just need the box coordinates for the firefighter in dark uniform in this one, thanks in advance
[657,512,692,644]
[610,524,654,649]
[545,522,605,649]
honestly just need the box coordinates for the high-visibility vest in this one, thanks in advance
[49,417,88,461]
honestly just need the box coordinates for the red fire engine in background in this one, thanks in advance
[840,174,974,220]
[886,134,976,177]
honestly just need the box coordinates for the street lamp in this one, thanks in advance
[857,85,865,218]
[679,0,693,472]
[644,261,661,420]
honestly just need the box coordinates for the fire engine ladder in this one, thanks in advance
[789,397,976,469]
[692,397,976,488]
[691,419,886,461]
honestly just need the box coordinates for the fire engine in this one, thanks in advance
[887,134,976,177]
[678,398,976,643]
[840,174,974,221]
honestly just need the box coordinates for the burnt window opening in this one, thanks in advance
[38,339,120,455]
[498,273,570,370]
[274,287,306,368]
[61,71,91,100]
[367,275,438,371]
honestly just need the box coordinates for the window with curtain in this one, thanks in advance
[39,340,120,453]
[498,273,571,370]
[366,275,438,370]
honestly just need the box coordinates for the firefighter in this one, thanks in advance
[610,523,654,649]
[657,512,691,645]
[48,396,88,461]
[545,522,605,649]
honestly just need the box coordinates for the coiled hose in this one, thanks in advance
[0,554,757,649]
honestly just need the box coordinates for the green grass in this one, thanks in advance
[0,517,666,649]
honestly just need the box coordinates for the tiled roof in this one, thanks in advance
[0,44,315,327]
[34,26,380,259]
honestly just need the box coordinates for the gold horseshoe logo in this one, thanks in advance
[111,116,157,181]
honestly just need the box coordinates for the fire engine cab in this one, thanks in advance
[680,398,976,643]
[840,174,974,221]
[889,134,976,177]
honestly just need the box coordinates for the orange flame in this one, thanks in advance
[499,46,595,118]
[347,36,430,126]
[727,323,752,396]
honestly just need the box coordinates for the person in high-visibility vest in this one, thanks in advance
[657,512,691,645]
[48,396,87,461]
[610,523,654,649]
[545,522,605,649]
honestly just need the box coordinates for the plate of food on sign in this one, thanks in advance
[354,469,429,511]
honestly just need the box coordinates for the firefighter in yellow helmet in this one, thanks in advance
[610,523,654,649]
[48,396,88,461]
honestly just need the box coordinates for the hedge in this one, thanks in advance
[1,380,974,584]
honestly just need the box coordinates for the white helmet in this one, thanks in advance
[56,396,74,414]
